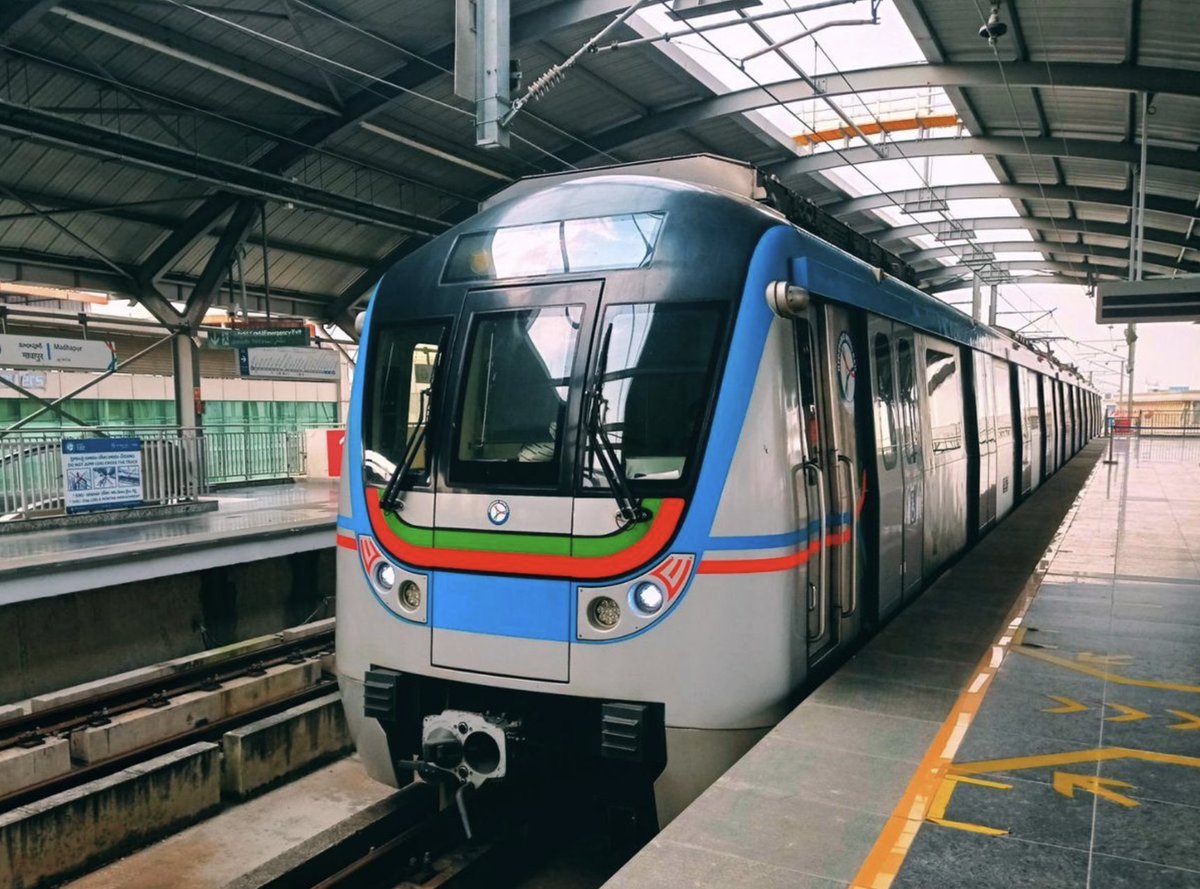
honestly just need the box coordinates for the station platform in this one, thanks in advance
[0,480,338,605]
[608,437,1200,889]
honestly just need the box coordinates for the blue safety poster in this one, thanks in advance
[61,438,143,514]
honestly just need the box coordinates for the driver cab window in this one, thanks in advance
[452,306,583,486]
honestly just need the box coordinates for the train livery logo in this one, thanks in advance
[487,499,511,526]
[836,332,856,403]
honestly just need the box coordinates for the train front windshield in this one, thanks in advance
[364,297,727,497]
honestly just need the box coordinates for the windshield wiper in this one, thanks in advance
[380,380,433,513]
[585,325,650,526]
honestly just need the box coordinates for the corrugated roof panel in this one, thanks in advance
[1139,2,1200,70]
[1059,157,1129,191]
[1019,0,1128,63]
[1040,88,1127,140]
[960,87,1042,135]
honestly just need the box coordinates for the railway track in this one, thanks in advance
[0,628,336,812]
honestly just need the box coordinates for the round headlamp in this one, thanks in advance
[631,581,665,615]
[374,562,396,591]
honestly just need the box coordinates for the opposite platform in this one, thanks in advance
[609,439,1190,887]
[0,480,337,604]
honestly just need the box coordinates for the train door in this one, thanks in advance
[792,312,838,661]
[993,358,1015,520]
[867,317,903,618]
[973,352,997,530]
[1038,374,1053,479]
[1024,368,1041,493]
[793,303,861,662]
[820,305,863,645]
[895,331,924,599]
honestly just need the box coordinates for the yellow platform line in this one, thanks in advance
[1014,645,1200,693]
[949,746,1200,777]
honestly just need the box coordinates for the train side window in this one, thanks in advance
[896,339,921,464]
[926,348,963,453]
[794,319,821,458]
[873,333,898,470]
[992,358,1012,443]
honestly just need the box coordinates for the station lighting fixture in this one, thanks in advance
[979,3,1008,42]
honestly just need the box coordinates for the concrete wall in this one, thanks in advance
[0,548,334,704]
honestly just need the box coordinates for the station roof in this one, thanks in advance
[0,0,1195,338]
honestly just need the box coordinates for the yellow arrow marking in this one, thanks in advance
[1105,703,1150,723]
[1015,646,1200,694]
[1077,652,1134,666]
[1052,772,1139,808]
[1167,710,1200,731]
[1043,695,1089,715]
[926,775,1011,836]
[949,746,1200,778]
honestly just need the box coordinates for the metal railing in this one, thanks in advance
[1108,410,1200,437]
[0,424,307,521]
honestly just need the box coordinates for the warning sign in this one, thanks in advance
[62,438,143,514]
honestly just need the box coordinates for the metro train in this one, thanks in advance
[335,156,1099,832]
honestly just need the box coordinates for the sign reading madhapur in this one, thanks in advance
[206,319,310,349]
[0,334,116,371]
[238,346,339,381]
[62,438,143,514]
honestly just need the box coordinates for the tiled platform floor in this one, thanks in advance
[893,437,1200,889]
[0,480,337,603]
[605,438,1200,889]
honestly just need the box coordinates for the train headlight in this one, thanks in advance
[588,596,621,630]
[630,581,665,615]
[374,562,396,591]
[398,580,421,611]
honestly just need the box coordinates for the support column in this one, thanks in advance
[971,276,983,322]
[988,284,998,327]
[172,334,202,429]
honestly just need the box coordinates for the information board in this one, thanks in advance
[62,438,143,514]
[0,335,116,371]
[238,346,339,381]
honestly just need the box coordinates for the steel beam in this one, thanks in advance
[0,101,446,235]
[555,62,1200,163]
[908,241,1200,276]
[827,183,1200,225]
[925,275,1087,295]
[771,136,1200,179]
[874,216,1196,254]
[183,198,258,331]
[132,0,626,279]
[921,259,1149,284]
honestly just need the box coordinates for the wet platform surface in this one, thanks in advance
[0,480,337,604]
[605,437,1200,888]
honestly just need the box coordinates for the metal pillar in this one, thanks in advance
[1125,91,1149,423]
[972,276,983,322]
[474,0,510,148]
[172,334,202,428]
[988,283,998,327]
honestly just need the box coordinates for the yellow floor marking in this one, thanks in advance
[849,576,1038,889]
[949,746,1200,777]
[1077,652,1135,666]
[1052,772,1139,808]
[1015,646,1200,693]
[925,775,1012,836]
[1167,709,1200,731]
[1043,695,1089,714]
[1105,703,1150,723]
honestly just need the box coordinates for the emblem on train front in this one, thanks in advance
[836,331,856,404]
[487,499,510,526]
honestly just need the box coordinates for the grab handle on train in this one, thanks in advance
[798,459,827,643]
[836,454,858,617]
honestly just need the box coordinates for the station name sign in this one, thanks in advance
[206,319,310,349]
[0,334,117,371]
